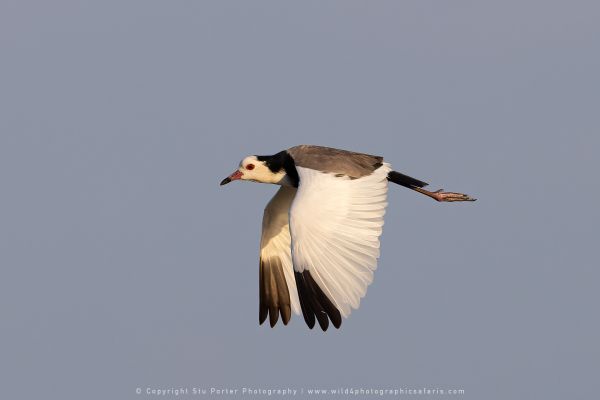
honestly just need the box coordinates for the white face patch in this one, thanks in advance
[238,155,287,184]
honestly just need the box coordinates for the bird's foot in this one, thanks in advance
[431,189,476,202]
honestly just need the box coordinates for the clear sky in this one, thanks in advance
[1,1,598,399]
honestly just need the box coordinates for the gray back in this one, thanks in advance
[287,145,384,178]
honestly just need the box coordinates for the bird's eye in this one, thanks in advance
[246,164,255,170]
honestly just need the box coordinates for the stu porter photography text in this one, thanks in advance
[138,386,465,396]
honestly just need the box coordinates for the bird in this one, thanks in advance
[220,145,475,331]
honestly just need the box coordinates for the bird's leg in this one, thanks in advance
[411,186,476,202]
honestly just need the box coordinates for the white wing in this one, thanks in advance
[259,186,301,327]
[289,164,391,329]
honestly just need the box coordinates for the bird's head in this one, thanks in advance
[220,155,287,186]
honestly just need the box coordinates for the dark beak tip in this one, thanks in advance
[220,177,231,186]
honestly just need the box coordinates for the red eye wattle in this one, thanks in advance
[246,164,255,170]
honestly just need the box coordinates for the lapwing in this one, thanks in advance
[220,145,475,330]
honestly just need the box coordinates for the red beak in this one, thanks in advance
[220,170,243,186]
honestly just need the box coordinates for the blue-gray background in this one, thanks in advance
[1,1,598,399]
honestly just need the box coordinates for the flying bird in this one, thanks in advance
[220,145,475,331]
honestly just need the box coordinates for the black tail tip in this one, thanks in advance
[387,171,428,188]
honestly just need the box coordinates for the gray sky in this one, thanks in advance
[1,1,598,399]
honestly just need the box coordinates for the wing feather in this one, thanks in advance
[289,164,391,324]
[259,186,301,327]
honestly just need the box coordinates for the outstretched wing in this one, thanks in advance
[259,186,301,327]
[289,164,391,330]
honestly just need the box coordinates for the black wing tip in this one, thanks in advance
[260,266,344,331]
[331,314,342,330]
[259,256,293,329]
[280,305,292,325]
[269,308,279,327]
[295,270,343,332]
[259,308,290,328]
